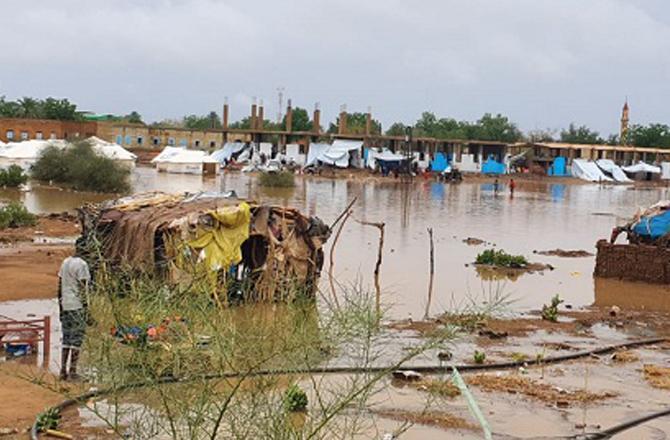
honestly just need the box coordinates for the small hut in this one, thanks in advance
[79,192,331,303]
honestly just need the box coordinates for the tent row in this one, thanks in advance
[570,158,666,183]
[0,136,137,171]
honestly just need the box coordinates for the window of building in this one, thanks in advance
[35,131,43,140]
[179,139,187,147]
[50,132,57,140]
[152,137,160,146]
[116,135,123,144]
[6,130,14,140]
[209,140,216,149]
[137,136,144,146]
[20,131,29,140]
[125,135,132,145]
[168,137,176,146]
[194,140,201,148]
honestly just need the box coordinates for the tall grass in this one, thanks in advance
[258,171,295,188]
[31,140,131,193]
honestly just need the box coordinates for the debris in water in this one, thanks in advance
[467,374,617,405]
[392,370,423,382]
[534,249,593,258]
[373,409,476,431]
[463,237,486,246]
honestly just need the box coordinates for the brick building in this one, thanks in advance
[0,118,98,143]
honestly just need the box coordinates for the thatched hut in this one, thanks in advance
[78,192,331,303]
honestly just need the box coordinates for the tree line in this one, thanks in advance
[3,96,670,148]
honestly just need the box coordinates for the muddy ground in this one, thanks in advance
[2,193,670,438]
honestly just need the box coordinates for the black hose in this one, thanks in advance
[30,337,667,439]
[576,407,670,439]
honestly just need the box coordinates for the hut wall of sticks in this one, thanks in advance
[78,192,331,304]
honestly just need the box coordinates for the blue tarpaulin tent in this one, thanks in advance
[481,155,506,175]
[633,210,670,238]
[431,152,448,172]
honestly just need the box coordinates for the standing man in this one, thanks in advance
[58,238,91,381]
[509,178,516,197]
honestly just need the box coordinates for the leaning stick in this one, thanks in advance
[357,220,385,319]
[424,227,435,320]
[330,197,358,230]
[328,209,353,308]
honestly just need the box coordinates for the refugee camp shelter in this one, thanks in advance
[284,143,305,166]
[86,136,137,168]
[623,161,661,181]
[209,141,248,165]
[571,159,612,182]
[304,140,364,168]
[366,148,407,174]
[0,139,67,170]
[596,159,632,183]
[79,192,331,302]
[481,154,506,175]
[661,163,670,180]
[152,147,218,175]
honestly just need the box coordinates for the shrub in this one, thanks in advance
[284,384,308,412]
[475,249,528,268]
[259,171,295,188]
[31,141,131,193]
[0,201,37,229]
[541,294,563,322]
[0,165,29,187]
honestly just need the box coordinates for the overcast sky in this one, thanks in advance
[2,0,669,135]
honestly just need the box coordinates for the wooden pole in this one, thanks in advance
[43,315,51,368]
[424,228,435,320]
[357,220,385,319]
[328,209,352,308]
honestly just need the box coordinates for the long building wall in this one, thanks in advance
[594,239,670,284]
[0,118,98,142]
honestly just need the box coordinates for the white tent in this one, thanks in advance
[152,146,185,165]
[366,148,406,169]
[623,161,661,174]
[571,159,613,182]
[153,147,218,175]
[86,136,137,168]
[596,159,632,183]
[209,142,247,164]
[311,140,363,168]
[305,143,331,168]
[284,143,305,166]
[661,162,670,180]
[0,140,67,170]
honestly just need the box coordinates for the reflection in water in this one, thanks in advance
[475,265,523,282]
[3,167,670,319]
[594,277,670,312]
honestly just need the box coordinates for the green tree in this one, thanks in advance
[183,112,221,130]
[385,122,408,136]
[283,107,312,132]
[0,96,80,120]
[125,111,143,124]
[471,113,523,142]
[16,97,42,119]
[628,123,670,148]
[43,98,78,120]
[526,129,556,142]
[560,123,602,144]
[328,112,381,135]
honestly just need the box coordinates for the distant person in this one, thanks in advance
[58,238,91,381]
[493,178,500,194]
[509,178,516,196]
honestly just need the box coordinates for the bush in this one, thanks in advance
[475,249,528,268]
[259,171,295,188]
[283,384,308,412]
[0,201,37,229]
[0,165,28,187]
[31,141,131,193]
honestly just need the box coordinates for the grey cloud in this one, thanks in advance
[1,0,669,135]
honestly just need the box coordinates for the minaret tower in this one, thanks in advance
[620,99,630,145]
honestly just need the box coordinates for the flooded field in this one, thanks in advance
[3,167,670,320]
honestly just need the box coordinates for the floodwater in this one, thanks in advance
[3,167,670,321]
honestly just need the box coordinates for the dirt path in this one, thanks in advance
[0,244,72,302]
[0,363,63,433]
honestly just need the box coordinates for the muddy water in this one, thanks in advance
[3,167,670,320]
